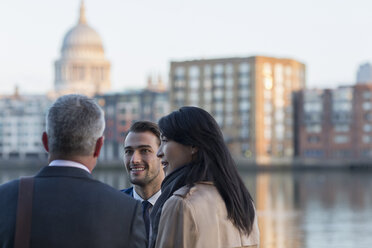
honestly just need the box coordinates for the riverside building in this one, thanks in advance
[0,94,52,160]
[296,84,372,160]
[169,56,306,163]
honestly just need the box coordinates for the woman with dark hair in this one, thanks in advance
[149,106,259,248]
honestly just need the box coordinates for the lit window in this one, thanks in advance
[275,64,283,84]
[263,63,271,75]
[264,77,273,90]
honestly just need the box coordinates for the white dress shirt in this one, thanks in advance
[49,160,91,173]
[133,188,161,208]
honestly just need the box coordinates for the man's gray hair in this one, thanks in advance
[46,94,105,156]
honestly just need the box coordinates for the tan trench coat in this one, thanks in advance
[155,182,260,248]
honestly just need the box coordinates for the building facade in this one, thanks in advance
[296,84,372,160]
[96,89,169,161]
[0,95,52,160]
[54,1,111,97]
[356,63,372,84]
[169,56,306,163]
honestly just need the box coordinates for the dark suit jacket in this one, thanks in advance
[0,166,147,248]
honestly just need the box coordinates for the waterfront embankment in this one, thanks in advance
[1,158,371,171]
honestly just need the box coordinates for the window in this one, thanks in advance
[189,79,199,90]
[285,66,292,76]
[239,101,250,111]
[304,102,322,112]
[306,124,322,133]
[275,124,284,140]
[362,135,372,144]
[214,89,224,101]
[263,63,272,75]
[364,124,372,132]
[363,102,372,111]
[213,64,224,78]
[189,92,199,106]
[304,149,324,158]
[334,125,350,132]
[241,127,249,138]
[239,62,250,74]
[275,111,285,122]
[307,135,320,143]
[275,64,284,84]
[189,66,199,79]
[334,135,349,144]
[225,63,234,76]
[363,91,372,100]
[264,129,271,139]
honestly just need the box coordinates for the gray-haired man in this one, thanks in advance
[0,94,147,248]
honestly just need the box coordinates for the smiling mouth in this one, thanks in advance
[130,166,146,172]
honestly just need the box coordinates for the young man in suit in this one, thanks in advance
[0,94,147,248]
[122,121,165,238]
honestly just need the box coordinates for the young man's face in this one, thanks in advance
[124,131,164,188]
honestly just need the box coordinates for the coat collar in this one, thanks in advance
[35,166,93,179]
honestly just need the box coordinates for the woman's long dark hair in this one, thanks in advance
[158,106,255,235]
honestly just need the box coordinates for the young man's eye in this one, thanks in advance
[124,150,133,154]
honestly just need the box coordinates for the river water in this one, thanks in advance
[1,167,371,248]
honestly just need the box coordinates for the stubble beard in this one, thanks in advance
[130,165,160,187]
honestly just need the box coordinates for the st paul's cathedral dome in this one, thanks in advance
[54,0,111,96]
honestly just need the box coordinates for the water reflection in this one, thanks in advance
[242,171,372,248]
[1,168,372,248]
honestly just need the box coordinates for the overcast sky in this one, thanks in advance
[0,0,371,94]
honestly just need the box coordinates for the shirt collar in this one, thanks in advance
[133,188,162,206]
[49,160,91,174]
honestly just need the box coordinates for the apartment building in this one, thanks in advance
[169,56,306,163]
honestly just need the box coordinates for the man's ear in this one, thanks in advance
[42,132,49,152]
[93,136,104,158]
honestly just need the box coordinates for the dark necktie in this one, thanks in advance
[142,200,151,238]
